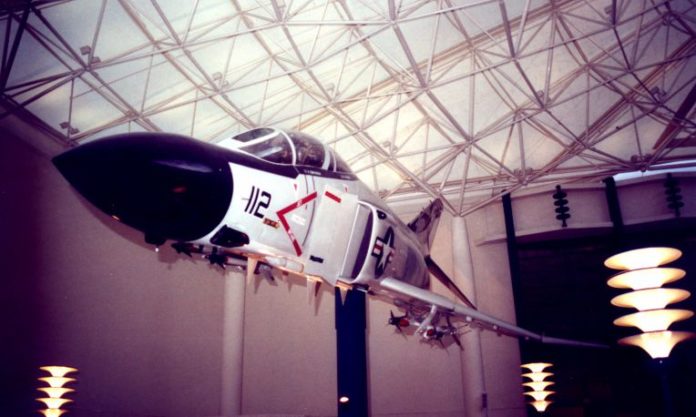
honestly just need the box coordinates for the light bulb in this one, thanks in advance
[38,410,66,417]
[521,362,552,373]
[36,397,73,409]
[521,372,553,382]
[37,387,74,398]
[607,267,685,290]
[611,288,690,311]
[613,309,693,332]
[38,377,75,388]
[530,400,552,412]
[524,390,555,401]
[523,381,554,391]
[619,331,696,358]
[39,366,77,377]
[604,247,681,270]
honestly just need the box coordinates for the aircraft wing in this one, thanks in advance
[377,277,607,348]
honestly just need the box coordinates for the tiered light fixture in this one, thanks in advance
[521,362,554,412]
[605,247,696,359]
[37,366,77,417]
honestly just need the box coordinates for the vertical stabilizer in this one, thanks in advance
[408,199,477,309]
[407,199,444,254]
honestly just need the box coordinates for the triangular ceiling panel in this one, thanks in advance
[87,120,148,142]
[93,60,153,111]
[24,81,71,132]
[70,84,124,135]
[148,97,197,135]
[39,0,102,55]
[521,121,567,169]
[6,20,75,87]
[141,58,193,111]
[485,60,538,109]
[88,0,152,62]
[363,27,414,76]
[472,68,517,133]
[452,1,503,39]
[234,0,277,25]
[176,0,237,39]
[190,98,230,138]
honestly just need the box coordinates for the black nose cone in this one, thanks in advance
[53,132,232,244]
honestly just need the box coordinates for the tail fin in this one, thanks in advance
[425,256,476,309]
[407,199,444,255]
[409,199,477,310]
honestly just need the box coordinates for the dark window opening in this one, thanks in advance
[239,135,293,164]
[232,128,275,142]
[288,132,326,168]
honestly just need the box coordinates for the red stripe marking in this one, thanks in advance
[276,191,318,256]
[301,192,318,205]
[325,191,342,203]
[291,240,302,256]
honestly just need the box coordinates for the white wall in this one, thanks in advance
[1,133,230,417]
[240,274,337,416]
[461,205,526,417]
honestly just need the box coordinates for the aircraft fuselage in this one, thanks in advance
[54,129,429,290]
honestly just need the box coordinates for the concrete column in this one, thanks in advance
[452,216,488,417]
[220,272,246,415]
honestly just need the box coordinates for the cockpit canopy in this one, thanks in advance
[230,128,352,173]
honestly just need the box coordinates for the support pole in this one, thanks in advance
[603,177,624,235]
[655,360,676,417]
[502,193,528,417]
[220,273,246,415]
[335,288,369,417]
[501,193,523,322]
[452,216,489,417]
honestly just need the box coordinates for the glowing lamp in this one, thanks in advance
[530,400,552,412]
[524,390,555,401]
[339,396,350,404]
[36,398,73,409]
[619,331,696,359]
[520,362,552,373]
[607,267,685,290]
[37,388,74,398]
[522,372,553,382]
[610,288,690,311]
[521,362,554,412]
[38,377,75,388]
[38,410,67,417]
[613,309,693,332]
[39,366,78,377]
[604,247,682,270]
[606,247,695,359]
[523,381,554,391]
[37,365,77,416]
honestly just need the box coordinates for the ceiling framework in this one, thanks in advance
[1,0,695,214]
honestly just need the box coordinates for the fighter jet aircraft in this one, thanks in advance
[53,127,602,348]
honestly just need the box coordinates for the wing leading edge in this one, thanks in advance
[378,277,608,349]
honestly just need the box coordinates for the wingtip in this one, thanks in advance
[539,335,610,349]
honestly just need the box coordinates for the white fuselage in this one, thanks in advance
[192,159,429,290]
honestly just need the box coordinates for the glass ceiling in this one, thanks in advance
[1,0,695,215]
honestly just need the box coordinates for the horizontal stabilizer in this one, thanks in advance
[425,256,476,310]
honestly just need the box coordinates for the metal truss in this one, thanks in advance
[1,0,695,215]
